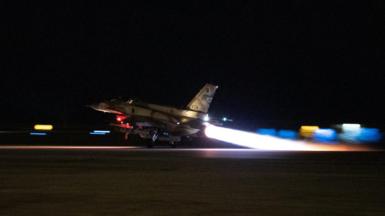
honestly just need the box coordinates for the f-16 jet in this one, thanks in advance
[89,84,218,147]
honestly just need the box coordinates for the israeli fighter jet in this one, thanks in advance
[89,84,218,147]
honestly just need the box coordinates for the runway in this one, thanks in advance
[0,145,379,159]
[0,145,384,215]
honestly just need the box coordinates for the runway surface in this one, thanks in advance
[0,145,384,215]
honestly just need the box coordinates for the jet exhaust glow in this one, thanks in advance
[204,124,370,151]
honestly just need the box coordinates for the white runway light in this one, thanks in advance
[204,124,369,151]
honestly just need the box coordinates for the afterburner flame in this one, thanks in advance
[204,124,370,151]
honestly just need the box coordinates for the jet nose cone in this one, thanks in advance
[88,102,108,111]
[87,104,97,110]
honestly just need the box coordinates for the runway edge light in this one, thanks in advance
[89,130,111,135]
[30,132,47,136]
[277,130,298,139]
[256,128,277,136]
[357,128,382,143]
[299,125,319,138]
[313,128,337,143]
[34,124,54,131]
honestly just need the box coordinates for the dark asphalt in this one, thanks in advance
[0,146,384,216]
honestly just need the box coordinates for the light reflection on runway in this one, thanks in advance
[0,146,140,150]
[0,145,376,154]
[0,145,380,160]
[0,145,374,151]
[0,145,375,151]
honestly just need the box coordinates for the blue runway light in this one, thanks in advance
[339,127,382,143]
[89,130,111,136]
[277,130,298,139]
[313,129,337,143]
[339,131,360,143]
[256,128,277,136]
[89,132,107,135]
[93,130,110,134]
[357,128,382,143]
[30,132,47,136]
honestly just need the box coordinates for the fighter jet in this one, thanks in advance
[89,84,218,147]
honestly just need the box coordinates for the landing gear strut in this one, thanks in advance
[147,130,158,148]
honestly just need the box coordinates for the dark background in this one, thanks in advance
[1,1,384,130]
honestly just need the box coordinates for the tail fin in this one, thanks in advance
[187,84,218,113]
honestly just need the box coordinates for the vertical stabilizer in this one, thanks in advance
[187,84,218,113]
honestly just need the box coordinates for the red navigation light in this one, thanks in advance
[116,115,127,122]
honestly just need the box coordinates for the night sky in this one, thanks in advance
[2,2,384,129]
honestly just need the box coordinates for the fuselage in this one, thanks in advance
[91,99,205,136]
